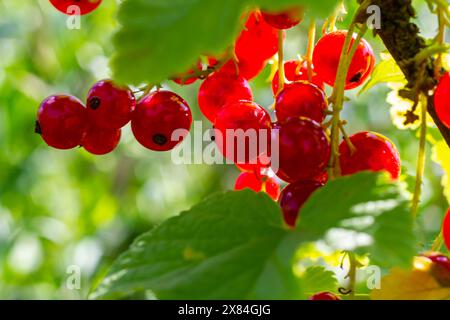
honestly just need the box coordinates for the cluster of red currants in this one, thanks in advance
[49,0,102,15]
[183,9,400,227]
[36,80,193,155]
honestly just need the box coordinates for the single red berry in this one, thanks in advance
[275,81,328,123]
[198,68,253,122]
[82,127,121,155]
[235,11,281,63]
[434,72,450,129]
[443,208,450,251]
[261,7,304,29]
[309,292,341,300]
[278,180,323,227]
[423,252,450,287]
[313,30,375,90]
[272,60,324,94]
[214,101,272,165]
[234,172,280,200]
[86,80,136,130]
[272,118,330,183]
[172,61,204,85]
[36,95,87,149]
[339,132,401,180]
[49,0,102,15]
[131,91,192,151]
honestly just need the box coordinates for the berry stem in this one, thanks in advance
[434,3,447,78]
[305,18,316,81]
[431,230,444,252]
[277,30,285,95]
[411,95,428,219]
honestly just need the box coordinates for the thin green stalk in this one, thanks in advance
[277,30,285,95]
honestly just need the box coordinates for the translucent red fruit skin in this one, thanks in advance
[37,95,87,149]
[222,58,268,81]
[424,252,450,286]
[86,80,136,130]
[272,60,324,95]
[214,101,272,165]
[273,118,331,183]
[339,132,401,180]
[313,30,375,90]
[309,292,341,300]
[49,0,102,15]
[235,11,281,63]
[434,72,450,129]
[234,172,280,200]
[82,127,121,155]
[131,91,192,151]
[261,7,304,29]
[198,68,253,122]
[279,180,323,227]
[172,61,204,85]
[444,208,450,251]
[275,81,328,123]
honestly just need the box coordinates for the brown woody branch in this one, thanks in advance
[356,0,450,147]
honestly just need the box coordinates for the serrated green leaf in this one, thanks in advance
[301,266,338,298]
[297,172,416,268]
[359,56,405,95]
[90,190,302,299]
[112,0,340,85]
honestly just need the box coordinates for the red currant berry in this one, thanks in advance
[443,208,450,251]
[235,11,281,63]
[279,180,323,227]
[423,252,450,287]
[82,127,121,155]
[234,172,280,200]
[339,132,401,180]
[272,60,324,94]
[313,30,375,90]
[273,118,331,183]
[261,7,304,30]
[235,154,271,174]
[214,101,272,165]
[131,91,192,151]
[309,292,341,300]
[36,95,87,150]
[198,68,253,123]
[275,81,328,123]
[172,61,203,85]
[49,0,102,15]
[434,72,450,129]
[86,80,136,130]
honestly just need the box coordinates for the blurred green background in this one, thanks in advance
[0,0,448,299]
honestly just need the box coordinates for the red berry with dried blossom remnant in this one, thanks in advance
[434,72,450,129]
[49,0,102,15]
[86,80,136,130]
[278,180,323,227]
[214,100,272,165]
[423,252,450,287]
[309,292,341,300]
[339,132,401,180]
[131,91,192,151]
[272,118,331,183]
[235,11,281,63]
[272,60,324,95]
[443,208,450,251]
[235,172,280,200]
[36,95,87,150]
[82,127,121,155]
[261,6,304,30]
[275,81,328,123]
[198,67,253,122]
[313,30,375,90]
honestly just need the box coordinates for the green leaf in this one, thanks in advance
[112,0,340,85]
[297,172,416,268]
[90,190,302,299]
[359,56,405,95]
[301,266,338,298]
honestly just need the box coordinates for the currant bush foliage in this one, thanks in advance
[112,0,340,85]
[92,172,415,299]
